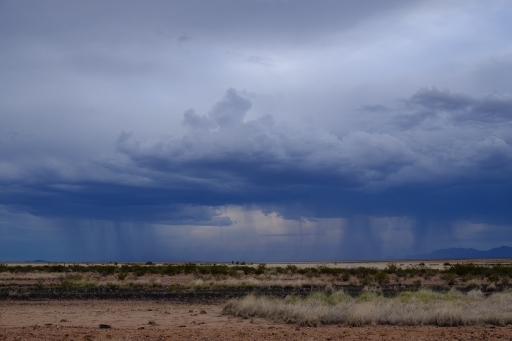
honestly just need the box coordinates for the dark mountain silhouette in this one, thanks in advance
[25,259,48,263]
[406,246,512,260]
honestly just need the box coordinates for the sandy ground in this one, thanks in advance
[2,300,512,340]
[7,258,512,270]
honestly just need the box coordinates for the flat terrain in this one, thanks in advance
[8,258,512,270]
[2,260,512,340]
[2,300,512,340]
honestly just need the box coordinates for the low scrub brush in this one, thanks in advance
[223,289,512,327]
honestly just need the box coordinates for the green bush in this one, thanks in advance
[106,282,120,289]
[374,271,390,285]
[286,264,298,273]
[169,283,183,290]
[35,280,44,290]
[385,262,398,273]
[501,276,510,286]
[411,279,423,291]
[360,275,374,286]
[60,280,74,288]
[488,274,499,283]
[443,273,456,286]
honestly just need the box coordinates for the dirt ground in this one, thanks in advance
[2,300,512,340]
[7,258,512,270]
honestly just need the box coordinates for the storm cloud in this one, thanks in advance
[1,0,512,261]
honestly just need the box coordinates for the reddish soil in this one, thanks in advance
[1,300,512,340]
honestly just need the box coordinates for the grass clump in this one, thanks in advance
[185,277,326,289]
[223,289,512,327]
[396,288,464,303]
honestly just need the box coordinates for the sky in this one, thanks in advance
[1,0,512,262]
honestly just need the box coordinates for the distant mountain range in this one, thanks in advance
[25,260,48,263]
[405,246,512,260]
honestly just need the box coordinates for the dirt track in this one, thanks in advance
[1,300,512,340]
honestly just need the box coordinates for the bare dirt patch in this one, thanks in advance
[1,300,512,340]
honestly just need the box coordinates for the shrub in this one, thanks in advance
[35,280,44,290]
[285,264,298,274]
[501,277,510,286]
[324,283,334,295]
[60,280,74,288]
[465,279,481,290]
[488,274,500,284]
[411,279,423,291]
[82,281,98,288]
[486,282,497,292]
[374,271,390,285]
[385,262,398,273]
[65,274,82,281]
[168,283,183,290]
[442,273,456,286]
[423,269,436,280]
[106,282,120,289]
[360,275,374,286]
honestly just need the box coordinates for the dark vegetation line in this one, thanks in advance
[1,262,512,282]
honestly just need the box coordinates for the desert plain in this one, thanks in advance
[2,260,512,340]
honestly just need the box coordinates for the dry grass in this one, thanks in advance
[59,278,165,289]
[0,272,63,280]
[223,289,512,327]
[186,277,327,289]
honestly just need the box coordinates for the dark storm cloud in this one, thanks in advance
[394,88,512,128]
[1,180,233,226]
[113,88,512,224]
[2,87,512,227]
[2,0,512,260]
[118,89,416,190]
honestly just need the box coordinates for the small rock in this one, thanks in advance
[148,320,156,325]
[60,319,69,322]
[99,324,111,329]
[199,310,207,314]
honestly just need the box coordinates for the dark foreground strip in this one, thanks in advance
[0,284,484,302]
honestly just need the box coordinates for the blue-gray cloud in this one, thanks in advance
[2,1,512,260]
[397,88,512,127]
[118,89,415,189]
[2,87,512,228]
